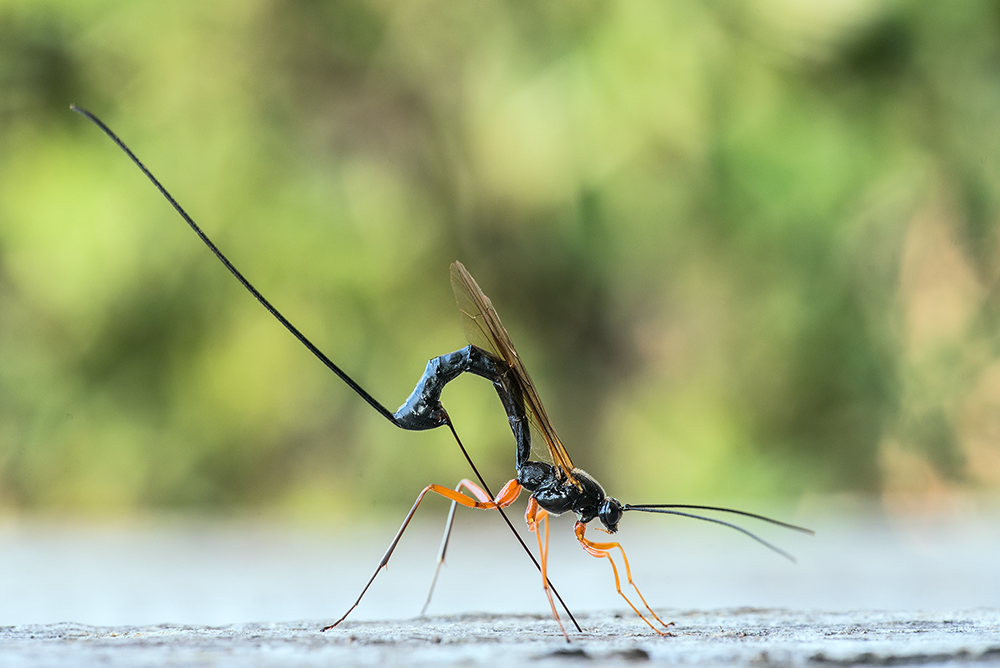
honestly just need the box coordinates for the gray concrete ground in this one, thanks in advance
[1,502,998,665]
[2,610,999,667]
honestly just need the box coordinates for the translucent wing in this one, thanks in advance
[450,261,576,481]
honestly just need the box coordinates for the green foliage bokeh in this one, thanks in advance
[2,0,1000,516]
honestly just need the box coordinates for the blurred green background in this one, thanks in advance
[2,0,999,519]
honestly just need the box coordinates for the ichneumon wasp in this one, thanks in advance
[72,105,813,640]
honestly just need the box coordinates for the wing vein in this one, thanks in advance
[450,262,576,480]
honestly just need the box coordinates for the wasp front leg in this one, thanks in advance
[574,522,674,635]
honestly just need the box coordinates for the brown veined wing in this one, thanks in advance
[450,261,576,482]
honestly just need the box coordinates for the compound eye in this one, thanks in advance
[599,498,623,532]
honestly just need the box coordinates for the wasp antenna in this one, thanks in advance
[69,105,400,424]
[624,504,814,536]
[622,507,804,562]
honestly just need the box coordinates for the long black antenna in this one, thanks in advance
[623,504,813,562]
[71,105,581,631]
[625,504,814,535]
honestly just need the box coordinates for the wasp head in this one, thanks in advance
[598,497,623,533]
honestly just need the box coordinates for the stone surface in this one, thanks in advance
[2,609,999,667]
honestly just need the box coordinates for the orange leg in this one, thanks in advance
[322,479,523,632]
[574,522,674,635]
[421,478,498,615]
[526,498,569,640]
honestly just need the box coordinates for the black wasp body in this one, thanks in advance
[392,342,624,533]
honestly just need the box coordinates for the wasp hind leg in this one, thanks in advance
[322,479,523,631]
[420,478,522,615]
